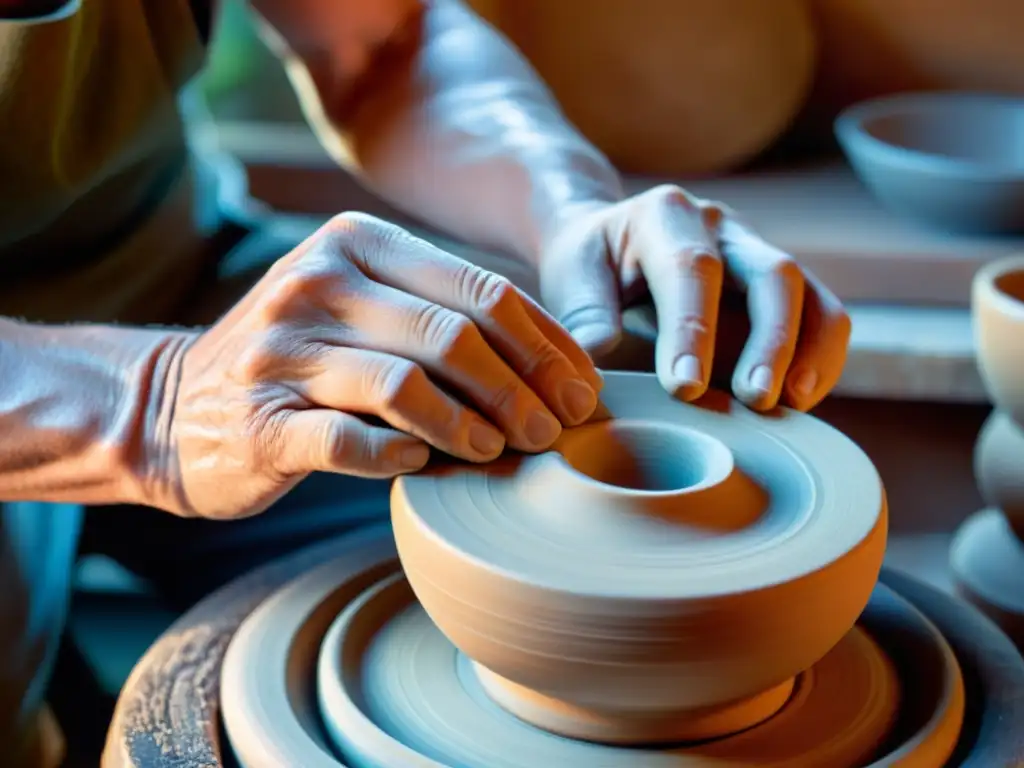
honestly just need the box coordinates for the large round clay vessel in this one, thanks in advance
[805,0,1024,131]
[467,0,817,176]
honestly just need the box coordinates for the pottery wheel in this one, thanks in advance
[101,374,1024,767]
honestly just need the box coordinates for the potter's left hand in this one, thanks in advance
[539,186,851,412]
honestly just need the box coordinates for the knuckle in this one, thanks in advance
[326,211,403,270]
[769,256,805,286]
[413,304,479,363]
[457,262,516,317]
[647,183,698,212]
[236,334,285,382]
[519,339,565,380]
[485,378,520,414]
[326,210,388,240]
[674,247,723,278]
[260,267,333,320]
[373,358,426,410]
[698,200,728,229]
[324,416,377,469]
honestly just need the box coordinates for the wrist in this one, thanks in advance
[0,321,197,508]
[529,158,623,267]
[127,329,198,515]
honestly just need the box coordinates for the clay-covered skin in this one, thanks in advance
[393,373,888,735]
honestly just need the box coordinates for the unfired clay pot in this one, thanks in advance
[466,0,817,176]
[100,373,1024,767]
[392,373,888,740]
[950,255,1024,649]
[808,0,1024,125]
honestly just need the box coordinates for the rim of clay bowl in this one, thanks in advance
[973,255,1024,321]
[835,91,1024,180]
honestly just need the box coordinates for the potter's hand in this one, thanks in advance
[159,213,601,519]
[539,187,851,411]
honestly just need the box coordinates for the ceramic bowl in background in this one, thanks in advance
[835,93,1024,234]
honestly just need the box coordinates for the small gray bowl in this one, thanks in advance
[835,93,1024,234]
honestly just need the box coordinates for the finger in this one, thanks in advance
[728,259,806,411]
[518,293,604,393]
[273,409,430,479]
[781,275,852,411]
[330,282,563,452]
[540,236,624,358]
[295,346,506,462]
[632,187,724,400]
[327,214,601,426]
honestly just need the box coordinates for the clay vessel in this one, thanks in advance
[464,0,817,176]
[835,94,1024,235]
[392,373,888,737]
[974,256,1024,423]
[949,255,1024,649]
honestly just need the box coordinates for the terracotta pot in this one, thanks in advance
[467,0,817,176]
[806,0,1024,129]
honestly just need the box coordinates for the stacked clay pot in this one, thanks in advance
[950,256,1024,648]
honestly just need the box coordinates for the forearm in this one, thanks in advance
[0,318,190,506]
[259,0,624,265]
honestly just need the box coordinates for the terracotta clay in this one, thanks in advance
[950,256,1024,650]
[393,374,887,740]
[465,0,817,176]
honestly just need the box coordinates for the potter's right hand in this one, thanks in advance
[150,213,602,520]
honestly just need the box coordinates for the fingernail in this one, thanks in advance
[525,409,561,448]
[789,367,818,398]
[750,365,774,393]
[673,354,703,386]
[469,423,505,457]
[399,444,430,469]
[558,378,598,424]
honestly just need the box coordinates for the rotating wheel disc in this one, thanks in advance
[218,527,964,768]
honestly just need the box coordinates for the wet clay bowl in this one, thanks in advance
[835,92,1024,234]
[391,371,888,742]
[973,255,1024,425]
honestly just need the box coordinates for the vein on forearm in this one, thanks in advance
[0,319,181,505]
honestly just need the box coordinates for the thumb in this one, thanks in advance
[541,241,623,357]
